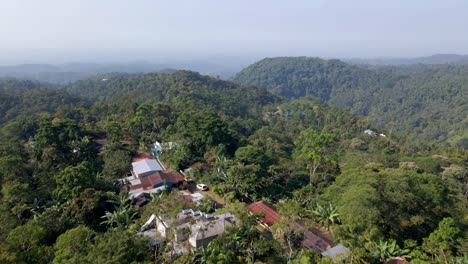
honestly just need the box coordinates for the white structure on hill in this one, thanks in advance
[140,210,236,248]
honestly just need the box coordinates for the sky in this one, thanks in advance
[1,0,468,64]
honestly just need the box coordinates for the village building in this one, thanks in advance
[247,201,348,254]
[247,201,282,228]
[121,159,185,198]
[140,210,237,249]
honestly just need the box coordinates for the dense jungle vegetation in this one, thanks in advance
[0,66,466,263]
[233,57,467,147]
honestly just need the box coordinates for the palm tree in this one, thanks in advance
[101,197,138,229]
[310,203,341,230]
[370,240,410,262]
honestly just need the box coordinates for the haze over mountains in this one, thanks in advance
[1,54,466,148]
[0,59,247,83]
[2,54,468,84]
[346,53,468,65]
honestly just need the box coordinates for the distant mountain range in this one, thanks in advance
[0,61,242,84]
[2,54,468,84]
[345,54,468,65]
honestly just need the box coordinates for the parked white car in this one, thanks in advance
[196,184,208,191]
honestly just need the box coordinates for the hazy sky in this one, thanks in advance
[1,0,468,64]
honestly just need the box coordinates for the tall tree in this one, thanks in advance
[53,225,95,264]
[293,128,337,185]
[54,162,95,199]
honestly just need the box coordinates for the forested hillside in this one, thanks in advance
[65,70,279,118]
[0,74,466,263]
[0,79,89,128]
[233,57,468,147]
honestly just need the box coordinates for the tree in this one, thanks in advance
[1,223,50,264]
[53,226,95,264]
[33,203,75,243]
[423,218,460,263]
[293,128,337,185]
[235,145,273,171]
[225,163,264,200]
[369,240,410,263]
[100,195,138,229]
[69,188,117,231]
[1,180,34,222]
[164,110,238,158]
[86,230,150,264]
[101,146,131,181]
[54,162,95,199]
[310,203,341,230]
[105,120,124,143]
[33,117,84,165]
[273,199,304,261]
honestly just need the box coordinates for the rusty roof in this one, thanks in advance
[247,201,281,226]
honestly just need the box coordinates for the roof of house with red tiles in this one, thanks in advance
[141,173,163,189]
[247,201,281,226]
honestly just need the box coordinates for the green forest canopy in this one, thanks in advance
[233,57,468,147]
[0,70,466,263]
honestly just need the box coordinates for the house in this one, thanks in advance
[247,201,281,227]
[299,224,335,252]
[248,201,338,253]
[121,159,185,198]
[189,213,236,248]
[132,159,164,176]
[142,210,236,248]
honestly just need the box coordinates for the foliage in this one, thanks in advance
[233,57,468,146]
[54,162,96,199]
[293,128,337,185]
[368,239,410,262]
[0,222,51,264]
[309,203,341,230]
[0,68,466,263]
[53,225,95,264]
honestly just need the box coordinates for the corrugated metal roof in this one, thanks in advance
[247,201,281,226]
[132,159,163,176]
[321,244,350,259]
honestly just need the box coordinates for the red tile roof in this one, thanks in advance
[247,201,281,226]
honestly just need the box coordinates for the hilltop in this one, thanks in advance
[233,57,468,147]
